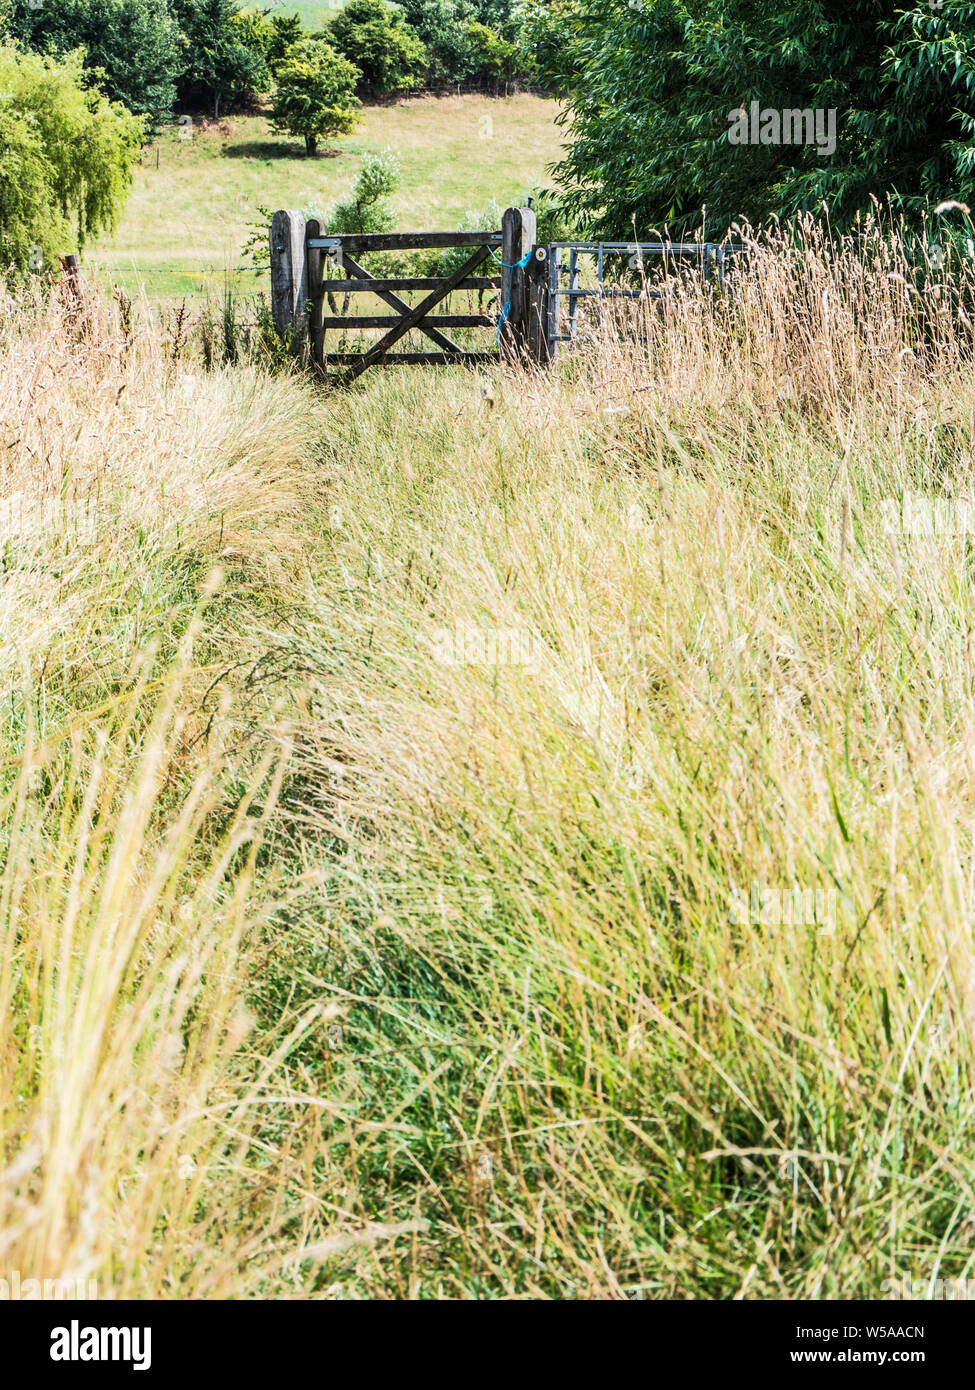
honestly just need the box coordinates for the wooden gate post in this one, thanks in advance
[305,217,325,369]
[62,253,81,290]
[527,246,553,365]
[270,210,307,342]
[500,206,536,363]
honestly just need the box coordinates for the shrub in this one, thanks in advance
[311,150,406,293]
[322,148,401,237]
[527,185,578,243]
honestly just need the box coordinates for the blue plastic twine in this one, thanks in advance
[492,249,533,342]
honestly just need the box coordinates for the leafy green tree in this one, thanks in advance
[8,0,181,126]
[172,0,269,118]
[313,149,403,301]
[270,38,359,155]
[267,13,304,73]
[555,0,975,239]
[512,0,577,91]
[327,0,426,95]
[465,19,515,85]
[326,149,400,236]
[397,0,475,86]
[470,0,515,28]
[394,0,525,88]
[0,106,64,278]
[233,8,275,64]
[0,44,145,276]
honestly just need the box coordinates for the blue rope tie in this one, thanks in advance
[491,248,533,341]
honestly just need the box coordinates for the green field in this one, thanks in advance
[264,0,347,30]
[86,94,564,300]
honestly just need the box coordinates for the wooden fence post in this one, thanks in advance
[305,217,325,369]
[59,253,83,323]
[500,206,536,363]
[269,209,307,342]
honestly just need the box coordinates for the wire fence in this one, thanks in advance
[87,266,266,280]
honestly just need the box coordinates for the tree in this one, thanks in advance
[465,20,516,86]
[324,149,400,237]
[172,0,269,119]
[469,0,516,28]
[270,39,360,155]
[0,44,145,277]
[397,0,475,86]
[267,13,304,74]
[0,105,64,279]
[327,0,426,95]
[8,0,181,127]
[554,0,975,239]
[312,150,402,305]
[512,0,577,92]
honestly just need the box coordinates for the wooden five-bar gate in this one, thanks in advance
[271,205,549,377]
[307,225,501,376]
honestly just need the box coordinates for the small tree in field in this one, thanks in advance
[270,40,360,156]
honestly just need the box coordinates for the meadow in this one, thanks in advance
[268,0,348,30]
[4,217,975,1298]
[85,94,564,301]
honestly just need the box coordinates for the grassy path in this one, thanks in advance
[6,227,975,1296]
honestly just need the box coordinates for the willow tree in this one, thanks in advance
[0,45,146,278]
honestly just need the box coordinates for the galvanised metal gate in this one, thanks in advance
[545,241,744,355]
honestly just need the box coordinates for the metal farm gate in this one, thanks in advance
[545,240,743,353]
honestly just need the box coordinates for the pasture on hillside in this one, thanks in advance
[268,0,348,28]
[85,94,563,301]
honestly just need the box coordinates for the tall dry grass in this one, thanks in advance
[277,215,975,1296]
[5,215,975,1299]
[0,290,420,1297]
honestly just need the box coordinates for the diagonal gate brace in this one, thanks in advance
[345,244,494,379]
[337,250,466,356]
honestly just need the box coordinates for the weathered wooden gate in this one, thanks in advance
[270,207,547,377]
